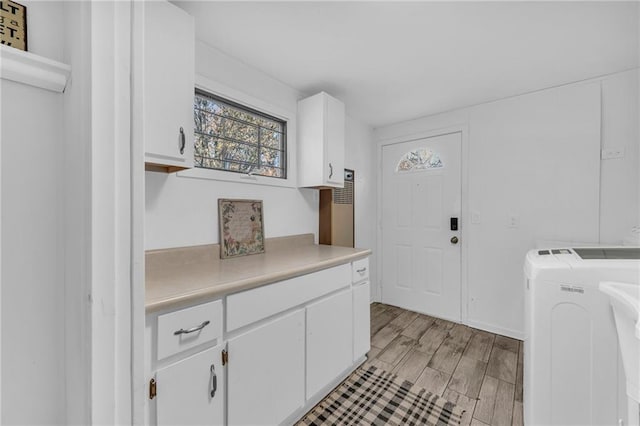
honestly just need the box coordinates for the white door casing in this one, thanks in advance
[381,132,462,321]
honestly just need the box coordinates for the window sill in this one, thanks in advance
[177,167,298,189]
[0,46,71,93]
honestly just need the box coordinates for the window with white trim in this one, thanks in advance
[193,90,287,179]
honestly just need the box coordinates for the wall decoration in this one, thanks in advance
[395,147,443,173]
[0,0,27,51]
[218,199,265,259]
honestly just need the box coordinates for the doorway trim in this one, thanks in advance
[376,124,470,325]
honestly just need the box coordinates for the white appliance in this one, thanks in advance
[524,247,640,426]
[600,281,640,425]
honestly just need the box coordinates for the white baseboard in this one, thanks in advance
[465,319,524,340]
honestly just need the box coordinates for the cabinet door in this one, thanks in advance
[155,345,224,426]
[353,281,371,361]
[324,94,345,186]
[142,0,194,168]
[306,289,353,398]
[227,309,305,425]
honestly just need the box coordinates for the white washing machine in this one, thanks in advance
[524,247,640,426]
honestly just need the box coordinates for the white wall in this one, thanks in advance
[600,70,640,243]
[146,42,314,249]
[344,116,377,297]
[1,2,138,424]
[1,80,66,425]
[1,3,66,424]
[145,42,376,254]
[19,0,65,62]
[375,70,639,337]
[466,82,601,336]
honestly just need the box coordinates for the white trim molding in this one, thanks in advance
[0,45,71,93]
[177,74,298,188]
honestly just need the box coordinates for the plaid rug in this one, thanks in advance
[297,365,464,426]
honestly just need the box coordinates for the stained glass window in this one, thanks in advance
[395,148,443,172]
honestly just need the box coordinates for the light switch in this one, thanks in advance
[601,147,625,160]
[471,211,481,224]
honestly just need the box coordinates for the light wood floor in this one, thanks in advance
[365,303,523,426]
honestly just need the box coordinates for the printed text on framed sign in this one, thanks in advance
[0,1,27,51]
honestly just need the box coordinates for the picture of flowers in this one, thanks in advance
[218,199,265,259]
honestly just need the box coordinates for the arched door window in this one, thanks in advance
[395,148,443,172]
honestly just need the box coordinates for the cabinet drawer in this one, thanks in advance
[227,264,350,332]
[352,258,369,283]
[157,300,223,360]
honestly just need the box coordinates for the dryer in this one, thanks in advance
[524,247,640,425]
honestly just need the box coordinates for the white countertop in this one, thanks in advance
[146,234,371,313]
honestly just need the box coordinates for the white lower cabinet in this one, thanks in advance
[146,258,371,426]
[352,281,371,361]
[227,309,305,425]
[306,289,353,398]
[155,344,225,426]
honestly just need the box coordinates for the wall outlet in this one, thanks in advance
[508,215,519,228]
[601,147,625,160]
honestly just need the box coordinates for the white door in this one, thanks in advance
[306,289,352,399]
[155,345,224,426]
[227,309,305,425]
[381,132,462,321]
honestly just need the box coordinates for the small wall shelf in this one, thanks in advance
[1,45,71,93]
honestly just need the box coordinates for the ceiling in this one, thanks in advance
[175,1,639,128]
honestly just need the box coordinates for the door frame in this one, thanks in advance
[376,124,470,324]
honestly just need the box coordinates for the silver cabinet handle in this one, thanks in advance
[329,162,333,179]
[179,127,186,155]
[210,365,217,398]
[173,320,210,335]
[357,267,367,273]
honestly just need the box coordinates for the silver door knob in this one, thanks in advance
[451,236,459,244]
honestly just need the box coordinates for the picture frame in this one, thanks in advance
[0,0,27,51]
[218,199,265,259]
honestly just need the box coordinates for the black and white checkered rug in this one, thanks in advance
[297,365,464,426]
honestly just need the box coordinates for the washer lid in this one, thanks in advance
[574,248,640,260]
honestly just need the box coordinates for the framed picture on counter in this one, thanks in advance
[218,199,265,259]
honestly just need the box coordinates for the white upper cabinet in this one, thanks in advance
[135,0,195,173]
[297,92,345,188]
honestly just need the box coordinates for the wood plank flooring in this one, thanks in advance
[365,303,524,426]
